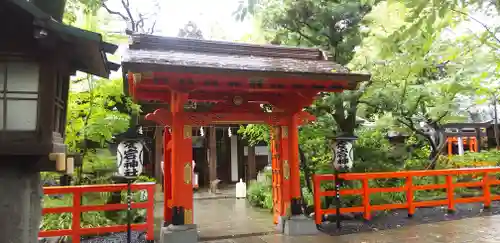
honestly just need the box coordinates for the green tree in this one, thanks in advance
[351,1,481,167]
[60,3,138,182]
[65,78,138,180]
[239,0,380,139]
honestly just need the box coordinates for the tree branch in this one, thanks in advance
[148,20,157,34]
[451,8,500,44]
[282,25,322,46]
[433,110,450,124]
[121,0,136,31]
[397,117,429,140]
[102,2,129,22]
[296,19,335,45]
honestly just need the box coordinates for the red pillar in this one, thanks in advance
[288,113,302,215]
[280,125,291,216]
[170,92,194,225]
[271,126,282,224]
[163,128,172,224]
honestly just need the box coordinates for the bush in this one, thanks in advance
[247,180,273,210]
[447,150,500,167]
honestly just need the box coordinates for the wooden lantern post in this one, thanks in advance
[331,135,357,229]
[0,1,118,242]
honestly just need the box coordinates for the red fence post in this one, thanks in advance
[72,189,81,243]
[362,178,371,220]
[146,185,155,240]
[313,175,322,224]
[406,176,414,217]
[483,172,491,209]
[446,175,455,213]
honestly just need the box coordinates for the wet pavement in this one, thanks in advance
[194,198,276,240]
[202,214,500,242]
[154,186,276,241]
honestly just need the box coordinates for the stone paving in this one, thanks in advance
[201,214,500,243]
[154,185,276,241]
[195,198,276,240]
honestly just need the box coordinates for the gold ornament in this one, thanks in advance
[184,209,193,224]
[283,160,290,180]
[281,126,288,138]
[184,163,192,184]
[184,125,192,139]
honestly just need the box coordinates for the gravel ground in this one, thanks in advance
[320,201,500,236]
[81,231,149,243]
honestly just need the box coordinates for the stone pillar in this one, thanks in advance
[0,164,42,243]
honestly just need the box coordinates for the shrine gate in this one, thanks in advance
[122,34,370,227]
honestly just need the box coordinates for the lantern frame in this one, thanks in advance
[0,54,69,158]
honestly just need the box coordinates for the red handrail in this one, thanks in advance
[313,167,500,224]
[39,182,156,243]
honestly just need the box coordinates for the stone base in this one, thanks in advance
[284,215,319,236]
[160,224,198,243]
[276,216,287,233]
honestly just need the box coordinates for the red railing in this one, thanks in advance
[39,182,155,243]
[313,167,500,224]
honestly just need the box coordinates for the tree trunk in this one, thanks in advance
[422,125,445,170]
[493,97,500,150]
[299,147,312,194]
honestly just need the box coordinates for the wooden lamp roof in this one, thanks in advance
[4,0,119,78]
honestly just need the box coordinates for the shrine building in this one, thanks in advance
[121,33,370,228]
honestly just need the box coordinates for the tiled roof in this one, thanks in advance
[123,34,369,81]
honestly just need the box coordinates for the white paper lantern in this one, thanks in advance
[117,140,144,177]
[332,136,357,171]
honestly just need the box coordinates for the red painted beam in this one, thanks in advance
[132,71,349,93]
[145,109,316,126]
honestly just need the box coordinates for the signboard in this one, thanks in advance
[117,140,144,177]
